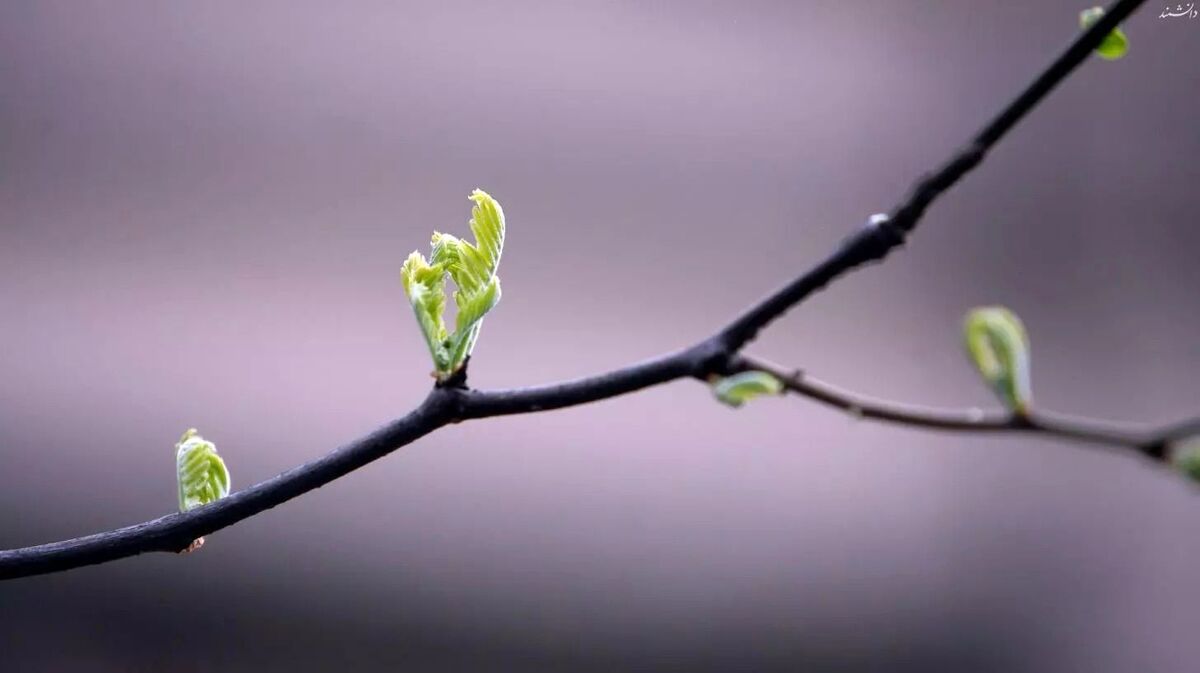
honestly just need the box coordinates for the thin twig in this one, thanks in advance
[733,355,1168,457]
[0,0,1167,581]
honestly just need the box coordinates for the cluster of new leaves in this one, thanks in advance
[401,189,505,381]
[175,429,231,513]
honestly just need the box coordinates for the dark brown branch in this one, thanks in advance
[0,0,1162,581]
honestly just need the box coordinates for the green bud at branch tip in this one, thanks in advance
[176,428,232,514]
[1169,438,1200,483]
[963,306,1033,415]
[1080,6,1129,60]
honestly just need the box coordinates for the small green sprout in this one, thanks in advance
[176,428,231,513]
[963,306,1033,415]
[1169,438,1200,483]
[1080,6,1129,60]
[712,371,784,408]
[401,189,505,381]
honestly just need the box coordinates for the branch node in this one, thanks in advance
[1010,412,1036,430]
[435,357,471,390]
[1140,439,1169,461]
[692,339,735,378]
[177,537,205,554]
[840,214,907,267]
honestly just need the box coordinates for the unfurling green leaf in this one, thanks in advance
[401,189,506,381]
[176,428,231,513]
[712,371,784,408]
[1169,438,1200,483]
[400,251,451,373]
[963,306,1033,414]
[1080,6,1129,60]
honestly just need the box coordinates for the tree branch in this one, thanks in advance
[0,0,1161,581]
[457,347,706,419]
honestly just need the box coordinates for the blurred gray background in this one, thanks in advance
[2,1,1198,671]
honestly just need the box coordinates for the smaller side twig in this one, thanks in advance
[733,355,1187,462]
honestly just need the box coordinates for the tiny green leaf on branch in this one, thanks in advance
[963,306,1033,415]
[1080,6,1130,59]
[175,429,232,553]
[1169,437,1200,483]
[711,371,784,408]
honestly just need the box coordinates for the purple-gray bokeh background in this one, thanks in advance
[2,2,1199,670]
